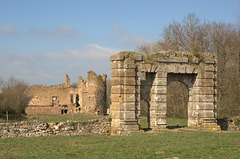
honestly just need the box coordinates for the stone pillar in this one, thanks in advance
[151,65,168,128]
[110,53,139,135]
[190,61,216,126]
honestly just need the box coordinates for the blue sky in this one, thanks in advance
[0,0,239,85]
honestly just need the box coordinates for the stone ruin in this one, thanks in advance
[25,71,107,115]
[110,51,220,135]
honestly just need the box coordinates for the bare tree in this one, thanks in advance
[0,77,31,115]
[136,13,240,118]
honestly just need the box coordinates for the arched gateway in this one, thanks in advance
[110,51,220,135]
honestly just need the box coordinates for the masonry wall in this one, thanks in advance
[25,71,107,115]
[0,118,110,138]
[110,51,218,135]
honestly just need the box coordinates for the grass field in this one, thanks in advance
[0,115,239,158]
[0,129,239,159]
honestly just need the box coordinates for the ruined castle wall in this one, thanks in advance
[25,86,71,106]
[25,71,107,115]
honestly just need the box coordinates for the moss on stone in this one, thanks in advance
[116,50,215,64]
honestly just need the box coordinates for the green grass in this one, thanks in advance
[140,116,188,129]
[0,114,105,123]
[0,130,239,159]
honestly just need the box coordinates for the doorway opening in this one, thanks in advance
[140,72,156,130]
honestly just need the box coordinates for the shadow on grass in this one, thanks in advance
[166,125,186,129]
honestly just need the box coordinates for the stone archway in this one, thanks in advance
[110,51,220,135]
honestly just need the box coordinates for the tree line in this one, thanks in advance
[137,13,240,118]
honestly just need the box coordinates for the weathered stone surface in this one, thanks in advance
[25,71,107,115]
[152,78,167,86]
[110,51,218,135]
[197,72,214,79]
[194,79,214,87]
[0,118,110,138]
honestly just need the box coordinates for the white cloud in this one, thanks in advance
[29,24,79,37]
[0,24,19,36]
[109,24,150,48]
[43,44,120,62]
[0,44,120,85]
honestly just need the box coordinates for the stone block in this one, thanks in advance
[110,55,116,61]
[110,62,124,69]
[156,117,167,125]
[152,78,167,86]
[111,77,124,85]
[178,64,186,73]
[204,65,214,72]
[167,64,175,73]
[186,65,195,74]
[151,64,158,72]
[111,111,124,119]
[124,69,136,77]
[194,79,214,87]
[197,72,214,79]
[139,72,146,80]
[151,94,167,102]
[205,58,215,64]
[116,54,125,61]
[151,86,167,94]
[156,64,167,72]
[192,87,214,95]
[111,70,124,77]
[124,63,136,69]
[190,102,214,110]
[124,94,136,102]
[111,94,122,102]
[110,102,124,111]
[156,72,167,78]
[124,86,136,94]
[124,111,136,119]
[123,102,136,111]
[189,95,214,102]
[124,77,136,86]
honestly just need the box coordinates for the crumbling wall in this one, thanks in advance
[25,71,107,115]
[0,118,110,138]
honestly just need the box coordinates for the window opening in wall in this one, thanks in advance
[52,96,57,106]
[76,94,80,107]
[70,94,73,104]
[61,109,68,114]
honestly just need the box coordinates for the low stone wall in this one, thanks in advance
[0,118,110,138]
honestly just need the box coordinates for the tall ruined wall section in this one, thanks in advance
[81,71,107,115]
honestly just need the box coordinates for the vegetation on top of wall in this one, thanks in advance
[116,50,215,64]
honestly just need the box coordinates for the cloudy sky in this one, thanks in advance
[0,0,239,85]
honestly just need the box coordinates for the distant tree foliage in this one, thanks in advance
[167,81,188,119]
[136,13,240,118]
[0,77,31,115]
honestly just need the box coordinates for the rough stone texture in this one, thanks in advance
[110,51,219,135]
[0,118,110,138]
[25,71,107,115]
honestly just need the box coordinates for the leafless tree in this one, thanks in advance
[0,77,31,115]
[136,13,240,118]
